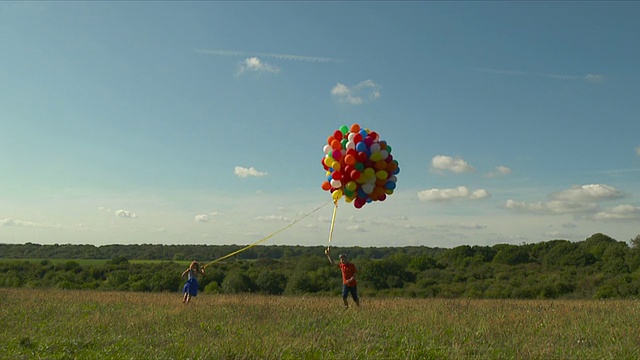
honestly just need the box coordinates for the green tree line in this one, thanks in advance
[1,233,640,299]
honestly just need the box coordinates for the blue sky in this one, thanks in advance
[1,2,639,249]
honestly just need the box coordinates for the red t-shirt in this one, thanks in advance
[339,262,357,286]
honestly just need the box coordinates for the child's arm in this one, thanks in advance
[324,248,335,265]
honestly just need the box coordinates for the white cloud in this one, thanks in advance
[430,155,476,174]
[194,214,210,223]
[2,218,23,226]
[331,80,381,105]
[195,211,220,223]
[485,166,512,178]
[254,215,289,221]
[1,218,62,228]
[346,224,368,232]
[234,166,268,178]
[505,199,597,214]
[433,223,487,231]
[585,74,604,83]
[551,184,623,202]
[418,186,490,202]
[594,204,640,221]
[115,210,137,218]
[237,57,280,75]
[195,49,341,63]
[477,68,604,83]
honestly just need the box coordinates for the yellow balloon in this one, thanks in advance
[376,170,388,180]
[324,157,334,168]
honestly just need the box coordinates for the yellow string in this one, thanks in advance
[203,200,332,269]
[327,200,338,251]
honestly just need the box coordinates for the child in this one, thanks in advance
[182,261,205,304]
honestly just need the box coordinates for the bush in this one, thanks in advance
[221,272,253,294]
[204,282,220,294]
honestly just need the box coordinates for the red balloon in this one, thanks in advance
[333,130,343,141]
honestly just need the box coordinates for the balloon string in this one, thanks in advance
[327,200,338,251]
[203,200,332,269]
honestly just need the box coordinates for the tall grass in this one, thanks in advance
[1,288,639,359]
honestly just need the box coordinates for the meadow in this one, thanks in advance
[1,289,639,359]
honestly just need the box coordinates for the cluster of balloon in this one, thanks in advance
[321,124,400,209]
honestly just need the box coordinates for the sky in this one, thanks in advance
[1,2,639,249]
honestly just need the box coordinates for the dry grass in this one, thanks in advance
[1,288,639,359]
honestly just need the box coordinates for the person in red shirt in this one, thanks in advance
[325,248,360,308]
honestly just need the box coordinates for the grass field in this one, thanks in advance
[1,288,639,359]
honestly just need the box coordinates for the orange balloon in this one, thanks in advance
[371,186,384,200]
[331,139,342,151]
[321,181,331,191]
[350,123,360,133]
[327,135,335,145]
[344,154,356,166]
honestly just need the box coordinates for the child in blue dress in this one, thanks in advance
[182,261,205,304]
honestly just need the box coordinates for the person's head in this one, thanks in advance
[339,254,349,264]
[190,261,200,271]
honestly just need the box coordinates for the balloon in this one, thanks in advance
[321,123,399,209]
[334,130,343,141]
[344,154,356,166]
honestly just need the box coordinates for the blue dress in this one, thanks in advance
[183,270,199,296]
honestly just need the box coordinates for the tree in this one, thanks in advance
[221,272,253,294]
[284,271,315,295]
[581,233,618,260]
[255,270,287,295]
[601,242,629,274]
[627,235,640,272]
[493,245,529,266]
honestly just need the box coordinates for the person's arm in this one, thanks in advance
[324,248,335,265]
[181,269,190,278]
